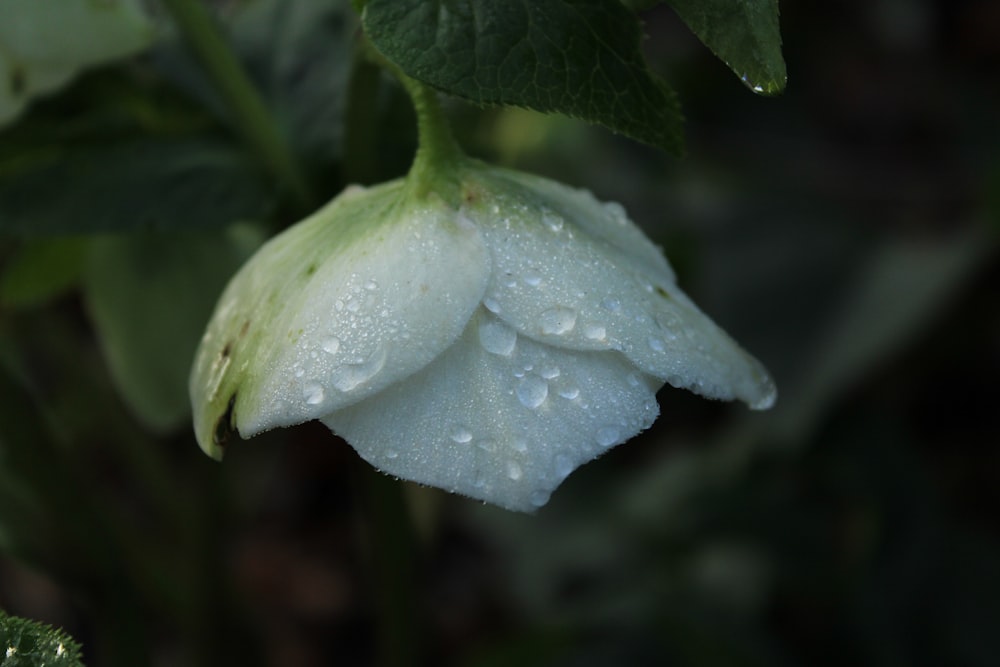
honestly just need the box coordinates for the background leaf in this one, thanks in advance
[82,225,264,433]
[362,0,684,154]
[0,237,88,308]
[662,0,786,94]
[0,138,277,236]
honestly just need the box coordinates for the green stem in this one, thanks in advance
[162,0,314,210]
[379,64,463,194]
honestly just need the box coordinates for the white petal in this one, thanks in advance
[190,181,490,456]
[322,309,660,512]
[463,166,776,410]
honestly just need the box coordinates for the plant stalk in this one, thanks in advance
[162,0,314,210]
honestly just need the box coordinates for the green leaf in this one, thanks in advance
[82,225,264,433]
[362,0,684,154]
[0,608,84,667]
[0,238,88,308]
[662,0,786,95]
[0,138,277,236]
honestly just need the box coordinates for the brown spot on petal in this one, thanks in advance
[213,394,237,448]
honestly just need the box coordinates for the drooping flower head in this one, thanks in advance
[190,155,775,512]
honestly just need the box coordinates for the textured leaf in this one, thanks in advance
[663,0,786,95]
[0,608,84,666]
[363,0,683,154]
[0,138,277,236]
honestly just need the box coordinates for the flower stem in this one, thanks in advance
[376,62,463,195]
[162,0,314,210]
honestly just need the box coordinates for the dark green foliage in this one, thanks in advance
[0,610,83,667]
[664,0,786,94]
[363,0,685,154]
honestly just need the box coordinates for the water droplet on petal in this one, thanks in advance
[539,364,560,379]
[558,386,580,400]
[483,297,502,313]
[604,201,628,225]
[530,490,551,508]
[513,438,528,453]
[322,337,341,354]
[507,461,523,481]
[478,318,517,356]
[583,323,607,341]
[601,297,622,312]
[303,383,325,405]
[542,208,565,232]
[346,299,361,313]
[385,449,399,460]
[539,307,577,335]
[627,373,641,387]
[364,279,378,290]
[554,453,573,480]
[516,375,548,409]
[648,336,666,353]
[330,348,387,392]
[523,270,543,287]
[451,427,473,443]
[473,470,486,488]
[596,425,620,448]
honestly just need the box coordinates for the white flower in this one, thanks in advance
[190,160,775,512]
[0,0,153,127]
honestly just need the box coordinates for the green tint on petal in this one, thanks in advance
[190,181,491,458]
[323,309,660,512]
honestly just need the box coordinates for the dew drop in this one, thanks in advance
[476,438,497,453]
[516,375,548,409]
[596,425,620,448]
[523,270,543,287]
[364,279,378,291]
[558,386,580,400]
[346,299,361,313]
[648,336,666,353]
[478,318,517,356]
[539,364,560,379]
[507,461,523,481]
[330,347,387,392]
[294,367,305,378]
[385,449,399,460]
[542,208,565,232]
[539,307,577,335]
[601,297,622,312]
[554,453,574,480]
[451,427,473,443]
[583,323,607,341]
[483,296,502,313]
[512,438,528,453]
[322,337,341,354]
[529,490,551,508]
[303,383,325,405]
[604,201,628,224]
[627,373,641,388]
[473,470,486,488]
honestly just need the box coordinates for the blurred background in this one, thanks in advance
[1,0,997,665]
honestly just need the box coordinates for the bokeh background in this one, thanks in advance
[1,0,998,665]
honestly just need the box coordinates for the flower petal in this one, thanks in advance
[463,166,776,410]
[322,309,660,512]
[190,181,490,457]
